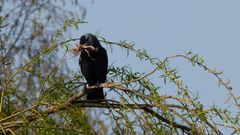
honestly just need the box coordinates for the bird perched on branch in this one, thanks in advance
[71,33,108,100]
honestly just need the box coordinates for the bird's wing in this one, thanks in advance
[96,47,108,83]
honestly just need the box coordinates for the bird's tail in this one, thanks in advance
[85,87,104,100]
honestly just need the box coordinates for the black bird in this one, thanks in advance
[79,33,108,100]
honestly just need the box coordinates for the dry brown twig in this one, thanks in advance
[70,43,96,56]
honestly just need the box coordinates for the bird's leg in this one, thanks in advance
[85,83,89,89]
[95,82,100,88]
[84,83,93,93]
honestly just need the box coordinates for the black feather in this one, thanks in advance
[79,33,108,100]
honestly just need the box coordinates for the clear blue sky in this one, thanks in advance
[68,0,240,110]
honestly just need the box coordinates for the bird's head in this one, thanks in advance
[80,33,101,48]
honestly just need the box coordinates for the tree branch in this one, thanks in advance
[1,82,223,135]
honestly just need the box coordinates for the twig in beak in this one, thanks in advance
[70,43,96,57]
